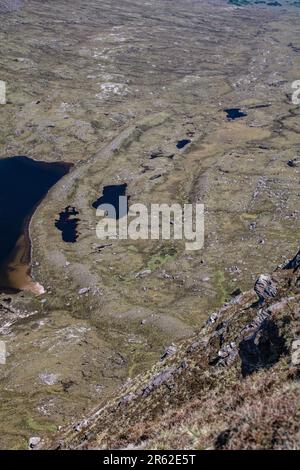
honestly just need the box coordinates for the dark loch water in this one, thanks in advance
[0,156,71,293]
[92,184,128,219]
[224,108,247,120]
[55,206,80,243]
[176,139,191,149]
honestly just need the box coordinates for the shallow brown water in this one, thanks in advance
[0,156,72,294]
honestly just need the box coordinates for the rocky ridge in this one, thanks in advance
[38,247,300,450]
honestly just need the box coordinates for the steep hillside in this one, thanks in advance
[39,248,300,450]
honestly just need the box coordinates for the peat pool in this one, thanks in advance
[224,108,247,120]
[55,206,80,243]
[92,183,129,219]
[176,139,191,149]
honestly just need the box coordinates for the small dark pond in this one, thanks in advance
[224,108,247,120]
[55,206,80,243]
[176,139,191,149]
[92,183,128,219]
[0,156,72,293]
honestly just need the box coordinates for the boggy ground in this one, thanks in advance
[0,0,300,449]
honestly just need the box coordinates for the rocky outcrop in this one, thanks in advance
[38,247,300,450]
[254,274,277,302]
[284,249,300,272]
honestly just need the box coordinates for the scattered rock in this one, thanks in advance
[241,307,272,339]
[206,312,219,325]
[141,367,175,397]
[28,436,41,449]
[135,269,151,278]
[150,148,174,160]
[284,249,300,272]
[119,392,136,405]
[254,274,277,302]
[291,339,300,366]
[39,372,60,386]
[218,342,236,359]
[78,287,90,295]
[161,344,177,361]
[228,266,241,274]
[74,419,89,433]
[287,159,300,168]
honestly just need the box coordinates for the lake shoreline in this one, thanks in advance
[0,156,73,294]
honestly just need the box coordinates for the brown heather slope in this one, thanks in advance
[39,247,300,450]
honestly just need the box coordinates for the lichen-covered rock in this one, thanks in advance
[28,437,41,449]
[291,339,300,366]
[160,344,177,361]
[254,274,277,301]
[284,249,300,272]
[78,287,90,295]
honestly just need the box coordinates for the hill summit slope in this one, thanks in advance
[40,248,300,450]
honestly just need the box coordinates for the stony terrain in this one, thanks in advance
[0,0,300,449]
[40,248,300,450]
